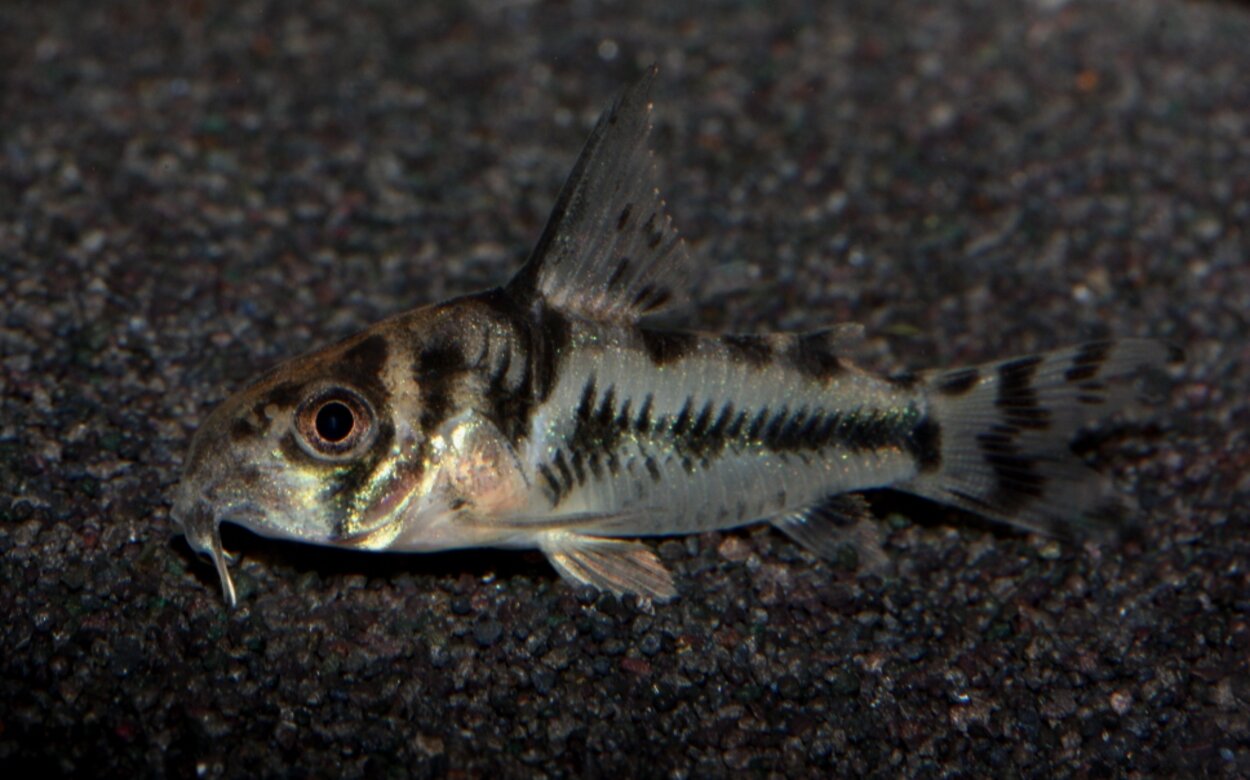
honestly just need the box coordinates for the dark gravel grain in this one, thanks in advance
[2,0,1248,777]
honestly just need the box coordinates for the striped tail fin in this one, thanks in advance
[900,339,1178,535]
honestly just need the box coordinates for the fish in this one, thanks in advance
[172,67,1177,607]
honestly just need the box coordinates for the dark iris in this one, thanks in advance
[315,401,355,442]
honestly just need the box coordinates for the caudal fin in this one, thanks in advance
[900,339,1179,536]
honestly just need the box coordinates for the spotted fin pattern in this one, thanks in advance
[901,339,1179,535]
[506,65,688,323]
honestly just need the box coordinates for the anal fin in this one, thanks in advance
[539,532,677,601]
[773,493,891,573]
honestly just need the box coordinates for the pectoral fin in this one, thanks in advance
[539,532,677,601]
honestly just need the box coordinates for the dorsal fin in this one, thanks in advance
[505,66,690,323]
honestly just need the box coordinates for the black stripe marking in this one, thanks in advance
[486,333,513,386]
[996,355,1050,430]
[643,212,663,249]
[552,449,574,491]
[1065,341,1113,383]
[614,397,633,432]
[689,400,714,440]
[725,409,747,439]
[569,447,586,485]
[539,464,562,500]
[562,378,640,503]
[936,367,980,396]
[632,284,672,313]
[764,406,792,445]
[747,407,771,440]
[606,258,630,291]
[644,454,661,482]
[575,376,598,423]
[617,203,633,232]
[790,331,845,381]
[435,289,556,448]
[488,357,535,443]
[534,304,572,402]
[1077,380,1107,405]
[908,415,943,473]
[635,394,654,433]
[415,339,467,435]
[706,402,735,442]
[639,328,697,366]
[671,398,694,437]
[671,400,737,463]
[976,423,1046,506]
[721,334,774,367]
[596,385,617,429]
[886,371,921,390]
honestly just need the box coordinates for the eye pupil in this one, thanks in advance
[315,401,355,443]
[297,389,374,457]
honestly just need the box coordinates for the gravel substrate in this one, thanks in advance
[2,0,1247,776]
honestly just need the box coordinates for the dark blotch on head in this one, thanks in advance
[639,329,697,366]
[230,416,260,442]
[235,380,304,443]
[335,334,390,402]
[261,381,304,409]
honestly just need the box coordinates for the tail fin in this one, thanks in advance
[900,339,1178,536]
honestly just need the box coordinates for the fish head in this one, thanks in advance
[172,331,428,606]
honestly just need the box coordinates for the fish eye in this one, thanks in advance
[295,388,374,458]
[315,401,354,442]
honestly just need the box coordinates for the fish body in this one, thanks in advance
[173,69,1174,606]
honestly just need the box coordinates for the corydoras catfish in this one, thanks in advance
[172,68,1176,607]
